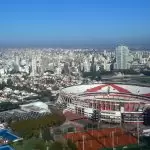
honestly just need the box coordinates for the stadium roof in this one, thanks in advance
[62,83,150,98]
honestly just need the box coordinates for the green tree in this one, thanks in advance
[67,139,77,150]
[0,81,6,90]
[49,141,64,150]
[13,138,46,150]
[7,78,13,86]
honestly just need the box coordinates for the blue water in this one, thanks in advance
[0,145,14,150]
[0,129,19,141]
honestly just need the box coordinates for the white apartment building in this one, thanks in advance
[114,46,130,69]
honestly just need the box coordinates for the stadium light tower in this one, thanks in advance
[82,135,85,150]
[137,117,140,145]
[112,131,115,150]
[107,86,110,95]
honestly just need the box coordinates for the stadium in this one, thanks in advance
[58,83,150,124]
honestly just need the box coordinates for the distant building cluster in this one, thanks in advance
[0,46,150,78]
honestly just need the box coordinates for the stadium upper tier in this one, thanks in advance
[61,83,150,97]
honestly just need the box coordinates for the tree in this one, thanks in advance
[68,127,75,133]
[7,78,13,86]
[10,114,65,139]
[13,138,46,150]
[42,128,53,141]
[0,102,19,112]
[33,140,46,150]
[49,141,64,150]
[82,71,101,80]
[0,81,6,90]
[12,139,77,150]
[67,139,77,150]
[52,85,59,91]
[91,110,100,122]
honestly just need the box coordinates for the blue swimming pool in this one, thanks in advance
[0,145,14,150]
[0,129,19,141]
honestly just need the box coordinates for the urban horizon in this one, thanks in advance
[0,43,150,50]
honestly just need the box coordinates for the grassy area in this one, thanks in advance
[11,138,77,150]
[11,138,48,150]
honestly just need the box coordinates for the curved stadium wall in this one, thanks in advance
[58,83,150,124]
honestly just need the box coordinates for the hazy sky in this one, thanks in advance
[0,0,150,47]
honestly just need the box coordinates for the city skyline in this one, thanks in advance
[0,0,150,48]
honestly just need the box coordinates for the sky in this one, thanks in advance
[0,0,150,48]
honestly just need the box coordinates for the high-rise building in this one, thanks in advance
[90,56,96,72]
[114,46,130,69]
[31,56,37,76]
[15,54,20,67]
[83,60,90,72]
[63,62,70,74]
